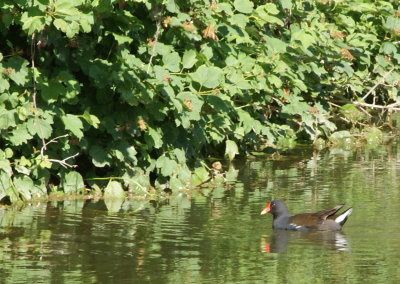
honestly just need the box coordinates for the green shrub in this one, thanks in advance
[0,0,399,202]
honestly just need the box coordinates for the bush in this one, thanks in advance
[0,0,399,202]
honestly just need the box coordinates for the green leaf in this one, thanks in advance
[281,96,309,115]
[340,104,365,122]
[266,36,287,53]
[268,74,282,88]
[21,13,46,35]
[169,176,184,191]
[280,0,293,9]
[255,4,283,26]
[380,42,397,55]
[39,156,53,169]
[81,110,100,128]
[225,140,239,161]
[115,141,137,164]
[191,166,210,186]
[0,172,11,200]
[173,148,187,164]
[0,76,10,93]
[230,14,249,28]
[156,155,178,177]
[182,50,197,69]
[337,15,356,29]
[163,51,181,72]
[89,145,110,167]
[165,0,179,13]
[9,124,33,146]
[54,0,79,16]
[0,159,13,177]
[104,181,125,212]
[227,70,251,89]
[5,57,29,86]
[13,175,34,201]
[62,171,85,194]
[176,92,204,122]
[191,65,223,88]
[40,80,64,103]
[110,33,133,45]
[154,65,170,81]
[27,117,53,139]
[5,148,13,159]
[53,18,69,33]
[384,16,400,31]
[104,180,125,199]
[0,109,16,130]
[291,29,316,49]
[258,14,283,26]
[147,127,163,149]
[234,0,254,14]
[61,114,84,139]
[15,165,30,175]
[263,3,280,15]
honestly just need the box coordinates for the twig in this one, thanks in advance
[48,153,79,169]
[40,134,69,157]
[353,101,400,111]
[31,33,49,150]
[30,34,80,170]
[39,134,79,168]
[31,33,37,109]
[356,105,373,118]
[328,101,341,108]
[361,67,394,101]
[146,9,163,74]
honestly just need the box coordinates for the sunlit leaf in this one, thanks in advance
[13,175,34,201]
[182,50,197,69]
[234,0,254,14]
[163,51,181,72]
[191,166,210,186]
[62,171,85,194]
[27,117,53,139]
[61,114,83,139]
[225,140,239,161]
[191,65,223,88]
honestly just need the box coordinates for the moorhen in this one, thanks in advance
[260,200,352,231]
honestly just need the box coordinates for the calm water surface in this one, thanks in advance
[1,145,400,283]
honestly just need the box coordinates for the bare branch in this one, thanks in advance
[361,68,394,101]
[356,105,373,118]
[31,33,37,109]
[39,134,79,168]
[49,153,79,169]
[40,134,69,157]
[146,9,163,74]
[353,101,400,111]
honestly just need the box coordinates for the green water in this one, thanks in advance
[1,145,400,283]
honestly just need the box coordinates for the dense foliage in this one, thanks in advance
[0,0,399,202]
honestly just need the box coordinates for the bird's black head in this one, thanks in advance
[260,200,289,217]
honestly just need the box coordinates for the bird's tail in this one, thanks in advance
[335,208,353,226]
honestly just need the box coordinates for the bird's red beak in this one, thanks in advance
[260,202,271,215]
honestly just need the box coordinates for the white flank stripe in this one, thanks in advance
[289,223,303,230]
[335,208,353,224]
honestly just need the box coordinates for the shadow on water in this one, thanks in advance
[261,229,350,253]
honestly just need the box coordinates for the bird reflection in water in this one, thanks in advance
[260,229,350,253]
